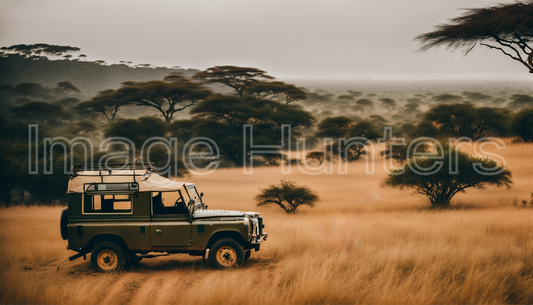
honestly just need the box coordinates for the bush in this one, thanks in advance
[255,180,319,213]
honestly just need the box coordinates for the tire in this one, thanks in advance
[91,242,127,272]
[244,250,251,262]
[208,238,244,269]
[60,208,68,240]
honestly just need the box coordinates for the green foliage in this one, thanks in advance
[192,66,274,98]
[315,116,380,162]
[509,108,533,142]
[431,93,463,104]
[74,89,130,121]
[119,75,213,122]
[10,102,72,123]
[244,81,307,104]
[508,94,533,110]
[379,98,397,113]
[385,142,512,206]
[417,103,510,139]
[8,83,53,101]
[104,116,168,149]
[53,81,81,97]
[255,180,319,213]
[354,98,374,114]
[190,94,314,166]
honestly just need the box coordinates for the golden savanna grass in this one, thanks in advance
[1,140,533,304]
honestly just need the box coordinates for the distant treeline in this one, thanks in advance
[1,44,533,206]
[0,48,197,98]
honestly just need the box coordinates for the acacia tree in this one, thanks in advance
[315,116,380,162]
[379,98,397,113]
[416,1,533,74]
[386,142,512,207]
[255,180,319,214]
[192,66,274,98]
[112,73,212,122]
[354,99,374,114]
[244,81,307,104]
[190,95,314,166]
[420,103,510,139]
[337,95,355,105]
[74,89,131,121]
[53,81,81,98]
[432,93,463,104]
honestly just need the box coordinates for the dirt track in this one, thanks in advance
[49,254,280,305]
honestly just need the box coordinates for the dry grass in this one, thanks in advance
[1,139,533,304]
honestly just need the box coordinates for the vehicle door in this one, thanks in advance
[150,190,192,247]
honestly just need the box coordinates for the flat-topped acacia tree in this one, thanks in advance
[385,142,512,207]
[192,66,274,98]
[416,1,533,74]
[255,180,319,214]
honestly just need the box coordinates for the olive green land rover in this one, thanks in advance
[60,164,267,272]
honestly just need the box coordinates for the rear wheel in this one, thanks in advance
[91,242,126,272]
[209,238,244,269]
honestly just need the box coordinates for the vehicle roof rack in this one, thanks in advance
[70,162,154,180]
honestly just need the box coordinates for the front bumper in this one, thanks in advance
[248,232,267,251]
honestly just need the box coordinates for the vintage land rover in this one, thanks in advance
[60,164,267,271]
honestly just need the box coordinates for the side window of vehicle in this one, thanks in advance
[152,191,188,215]
[83,194,132,214]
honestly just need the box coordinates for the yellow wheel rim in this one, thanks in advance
[216,246,237,267]
[97,249,118,271]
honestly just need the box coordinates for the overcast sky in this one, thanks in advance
[1,0,530,80]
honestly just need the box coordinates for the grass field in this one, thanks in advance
[1,141,533,304]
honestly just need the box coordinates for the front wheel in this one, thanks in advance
[91,242,127,272]
[209,238,244,269]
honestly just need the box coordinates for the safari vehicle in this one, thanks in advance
[60,163,267,272]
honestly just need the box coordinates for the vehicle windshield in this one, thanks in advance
[183,185,203,212]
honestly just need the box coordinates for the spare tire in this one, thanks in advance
[60,208,68,240]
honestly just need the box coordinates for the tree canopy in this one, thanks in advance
[192,66,274,98]
[244,81,307,104]
[315,116,380,162]
[416,1,533,74]
[255,180,319,214]
[386,142,512,206]
[0,44,80,60]
[74,89,131,121]
[509,108,533,142]
[419,103,510,139]
[10,102,72,123]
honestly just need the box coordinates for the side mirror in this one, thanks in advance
[200,192,204,197]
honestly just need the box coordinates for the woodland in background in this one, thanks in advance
[1,44,533,206]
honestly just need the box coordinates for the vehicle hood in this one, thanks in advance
[193,210,245,219]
